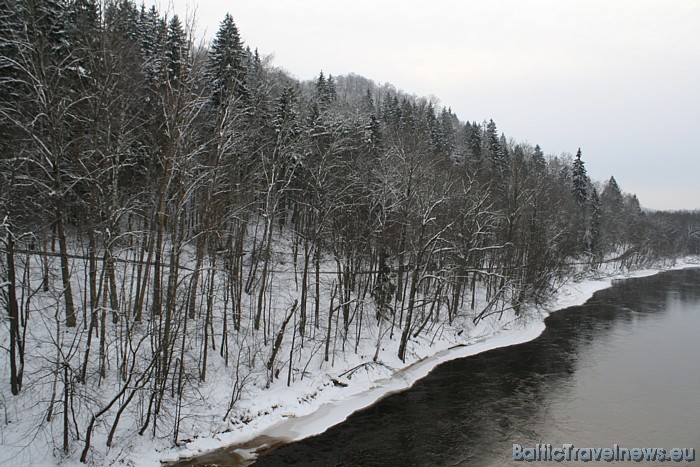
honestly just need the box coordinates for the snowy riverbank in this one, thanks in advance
[3,257,697,467]
[144,258,699,467]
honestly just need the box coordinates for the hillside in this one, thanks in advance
[1,1,700,465]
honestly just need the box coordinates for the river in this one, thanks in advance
[184,268,700,466]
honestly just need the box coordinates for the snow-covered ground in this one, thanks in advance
[148,257,700,467]
[1,250,697,467]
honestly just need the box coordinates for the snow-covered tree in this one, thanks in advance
[164,15,188,84]
[483,119,508,173]
[207,13,248,106]
[600,175,624,249]
[531,144,546,172]
[572,148,589,205]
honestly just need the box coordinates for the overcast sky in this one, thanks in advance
[155,0,699,211]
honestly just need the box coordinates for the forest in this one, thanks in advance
[2,1,700,464]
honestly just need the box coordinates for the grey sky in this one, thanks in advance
[158,0,699,211]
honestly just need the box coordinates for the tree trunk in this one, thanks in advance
[55,204,76,327]
[6,234,22,394]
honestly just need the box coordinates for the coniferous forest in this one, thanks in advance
[1,1,699,464]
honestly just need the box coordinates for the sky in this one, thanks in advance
[152,0,700,211]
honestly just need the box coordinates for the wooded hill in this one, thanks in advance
[1,1,699,463]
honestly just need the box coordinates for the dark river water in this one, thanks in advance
[191,268,700,466]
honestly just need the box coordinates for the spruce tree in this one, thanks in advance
[164,15,187,84]
[63,0,99,69]
[326,74,337,102]
[208,13,248,106]
[381,92,399,127]
[570,148,592,253]
[465,121,482,162]
[572,148,589,205]
[601,176,623,205]
[364,113,383,156]
[315,71,326,99]
[138,5,166,85]
[439,107,457,159]
[361,88,375,113]
[531,144,546,172]
[426,102,442,155]
[484,119,508,172]
[273,84,300,147]
[0,0,24,154]
[600,176,624,250]
[590,186,602,257]
[314,71,337,108]
[106,0,140,45]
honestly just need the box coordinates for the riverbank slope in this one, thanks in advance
[155,258,699,467]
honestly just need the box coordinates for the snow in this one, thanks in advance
[146,258,700,466]
[0,243,697,467]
